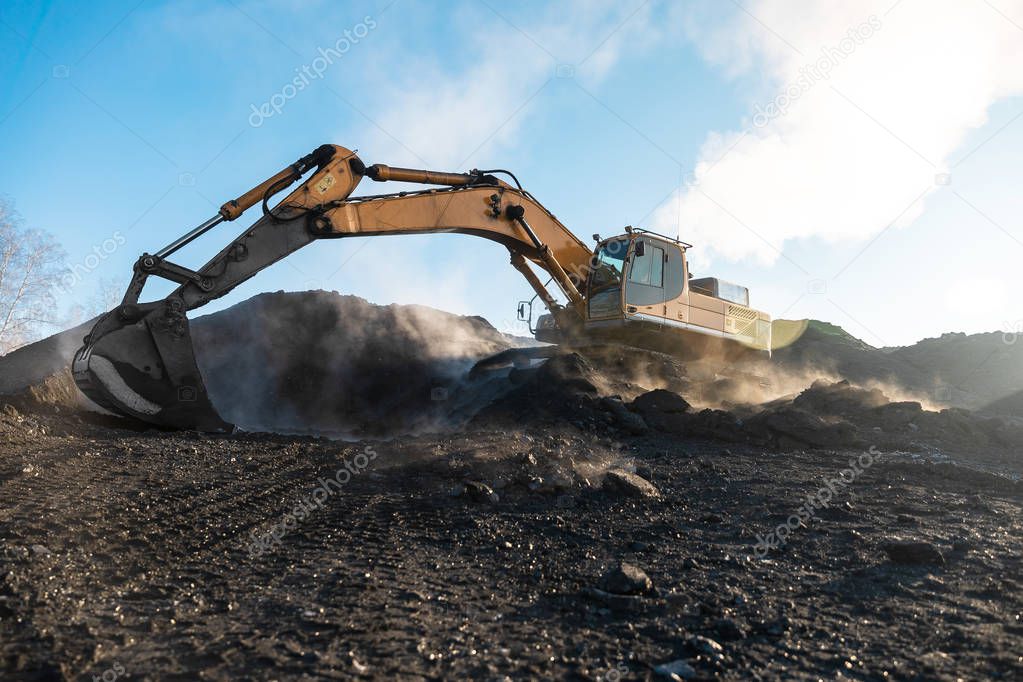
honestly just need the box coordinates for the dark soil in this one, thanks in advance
[1,404,1021,681]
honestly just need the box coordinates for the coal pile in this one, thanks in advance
[645,378,1023,468]
[190,291,519,436]
[470,349,1023,471]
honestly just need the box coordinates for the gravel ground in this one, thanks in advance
[2,406,1022,681]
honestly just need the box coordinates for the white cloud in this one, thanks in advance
[655,0,1023,265]
[352,0,660,169]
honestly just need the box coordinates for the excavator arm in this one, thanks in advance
[72,144,596,430]
[314,182,593,309]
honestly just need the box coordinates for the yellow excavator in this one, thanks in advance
[72,144,771,430]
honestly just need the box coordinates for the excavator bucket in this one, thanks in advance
[72,300,232,431]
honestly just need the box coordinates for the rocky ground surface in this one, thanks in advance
[2,293,1023,680]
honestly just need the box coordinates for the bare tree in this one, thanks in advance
[64,276,124,328]
[90,276,124,314]
[0,201,66,354]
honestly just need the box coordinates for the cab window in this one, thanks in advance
[589,238,628,292]
[629,242,664,287]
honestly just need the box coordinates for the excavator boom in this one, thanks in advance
[72,143,770,430]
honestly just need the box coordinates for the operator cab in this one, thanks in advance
[530,227,770,356]
[585,231,685,322]
[533,229,686,344]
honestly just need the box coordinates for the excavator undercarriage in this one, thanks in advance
[72,144,771,431]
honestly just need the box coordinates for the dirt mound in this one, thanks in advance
[771,320,1023,411]
[1,369,82,412]
[469,344,698,433]
[615,377,1023,471]
[887,330,1023,407]
[190,291,518,436]
[468,345,1022,465]
[0,317,97,394]
[790,379,890,415]
[0,292,528,437]
[982,388,1023,418]
[471,352,605,429]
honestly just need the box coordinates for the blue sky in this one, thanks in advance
[2,0,1023,347]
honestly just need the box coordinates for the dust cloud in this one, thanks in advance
[191,291,520,437]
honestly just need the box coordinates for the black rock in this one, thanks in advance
[600,397,649,435]
[631,389,691,414]
[881,540,945,565]
[654,659,696,678]
[715,616,748,640]
[603,469,661,499]
[689,634,724,656]
[752,408,861,449]
[951,537,975,553]
[628,389,691,434]
[464,480,499,504]
[600,562,654,596]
